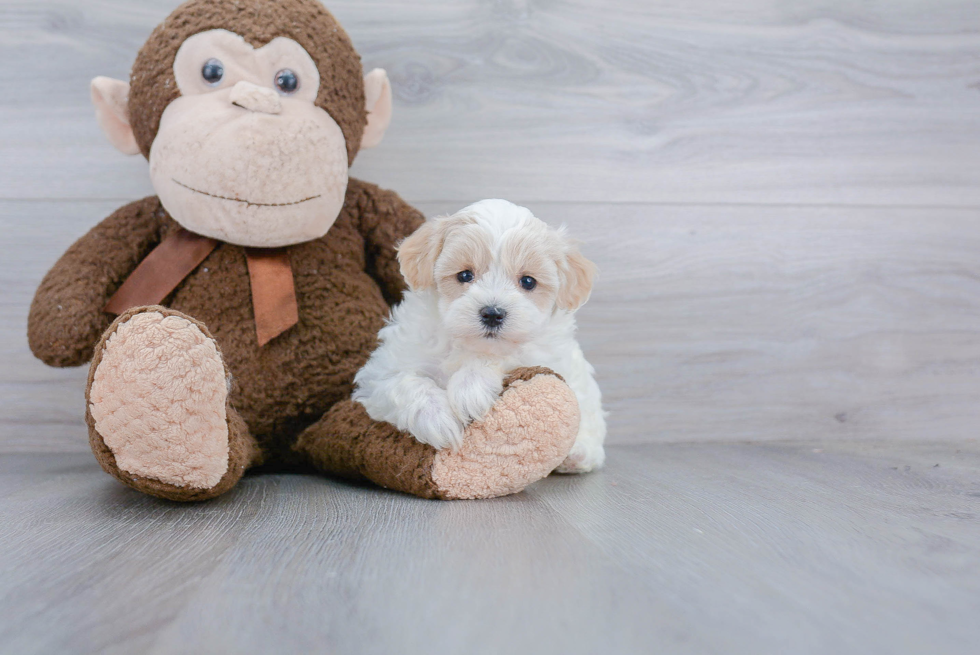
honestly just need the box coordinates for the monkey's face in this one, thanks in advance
[145,29,347,248]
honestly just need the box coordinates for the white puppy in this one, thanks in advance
[353,199,606,473]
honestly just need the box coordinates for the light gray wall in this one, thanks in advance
[3,0,979,451]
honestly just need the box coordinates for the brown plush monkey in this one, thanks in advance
[28,0,579,501]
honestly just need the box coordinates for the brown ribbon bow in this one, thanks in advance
[104,228,299,347]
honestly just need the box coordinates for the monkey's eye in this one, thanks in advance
[457,270,474,284]
[275,69,299,94]
[519,275,537,291]
[201,58,224,85]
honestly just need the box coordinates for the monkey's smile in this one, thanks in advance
[172,179,321,208]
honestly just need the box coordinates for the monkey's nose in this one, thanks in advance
[479,306,507,329]
[229,81,282,115]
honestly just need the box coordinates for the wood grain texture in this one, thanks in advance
[6,199,980,450]
[0,443,978,654]
[4,0,980,451]
[3,2,980,653]
[1,0,980,205]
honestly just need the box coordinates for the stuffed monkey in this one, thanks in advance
[28,0,579,501]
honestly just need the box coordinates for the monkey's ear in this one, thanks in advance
[361,68,392,150]
[90,77,140,156]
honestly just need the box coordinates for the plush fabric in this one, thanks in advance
[432,370,579,499]
[294,367,578,499]
[228,79,283,114]
[86,307,263,502]
[151,62,351,247]
[31,179,420,447]
[294,399,442,498]
[89,309,230,489]
[360,68,392,149]
[29,0,581,502]
[29,197,169,368]
[91,77,141,155]
[129,0,367,163]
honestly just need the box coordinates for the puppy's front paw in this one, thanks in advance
[555,440,605,474]
[448,367,503,424]
[409,392,465,451]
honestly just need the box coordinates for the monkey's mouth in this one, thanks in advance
[172,179,321,208]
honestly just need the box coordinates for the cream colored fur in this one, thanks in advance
[355,199,606,473]
[90,77,141,156]
[89,312,230,489]
[151,30,347,247]
[362,68,392,149]
[229,80,282,115]
[90,29,394,249]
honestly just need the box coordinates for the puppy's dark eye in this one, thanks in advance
[202,58,224,85]
[457,270,474,283]
[275,69,299,94]
[520,275,537,291]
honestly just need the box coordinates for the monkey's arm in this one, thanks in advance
[349,178,425,306]
[28,197,169,367]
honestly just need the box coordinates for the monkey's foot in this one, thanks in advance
[295,367,579,500]
[87,306,252,501]
[430,367,579,499]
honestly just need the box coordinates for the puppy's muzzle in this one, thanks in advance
[479,305,507,331]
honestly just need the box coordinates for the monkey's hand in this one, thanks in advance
[28,197,166,367]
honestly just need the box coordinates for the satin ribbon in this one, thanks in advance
[104,228,299,346]
[244,247,299,347]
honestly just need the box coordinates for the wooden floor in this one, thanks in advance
[2,0,980,653]
[1,442,978,654]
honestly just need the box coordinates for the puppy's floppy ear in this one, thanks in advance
[399,214,475,290]
[398,218,444,290]
[557,245,598,311]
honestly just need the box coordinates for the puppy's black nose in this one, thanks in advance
[480,306,507,329]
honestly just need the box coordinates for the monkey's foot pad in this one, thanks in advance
[432,369,580,499]
[89,309,229,490]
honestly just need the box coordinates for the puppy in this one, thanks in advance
[353,199,606,473]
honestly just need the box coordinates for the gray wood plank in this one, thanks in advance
[6,199,980,450]
[0,443,977,654]
[4,2,979,654]
[2,0,980,205]
[532,441,980,655]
